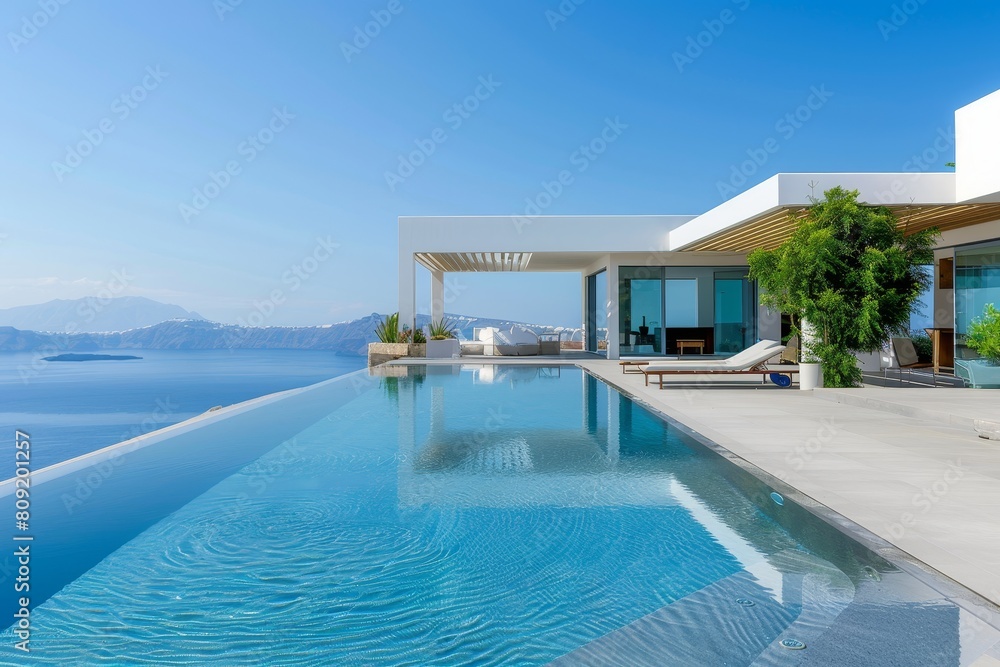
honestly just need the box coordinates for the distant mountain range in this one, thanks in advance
[0,297,203,333]
[0,298,577,356]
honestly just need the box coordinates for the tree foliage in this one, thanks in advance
[748,187,937,387]
[967,304,1000,364]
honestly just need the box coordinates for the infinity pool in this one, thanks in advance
[2,365,996,664]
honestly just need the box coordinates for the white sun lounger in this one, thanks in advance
[642,340,793,388]
[620,340,778,373]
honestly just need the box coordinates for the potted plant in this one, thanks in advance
[426,318,459,358]
[410,327,427,357]
[398,325,426,358]
[956,304,1000,388]
[796,322,823,391]
[368,313,411,366]
[748,187,937,388]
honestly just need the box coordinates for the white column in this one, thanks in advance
[606,258,620,360]
[398,250,416,332]
[430,270,445,324]
[581,272,589,350]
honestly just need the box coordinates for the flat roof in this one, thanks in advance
[669,172,1000,252]
[400,89,1000,267]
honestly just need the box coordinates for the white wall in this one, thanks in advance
[956,89,1000,203]
[399,215,692,255]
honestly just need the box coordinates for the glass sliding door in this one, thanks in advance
[664,279,698,328]
[618,267,663,356]
[713,271,756,354]
[955,242,1000,360]
[618,265,758,357]
[586,270,607,353]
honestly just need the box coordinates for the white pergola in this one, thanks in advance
[397,214,744,359]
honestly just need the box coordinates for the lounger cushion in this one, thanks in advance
[644,340,782,372]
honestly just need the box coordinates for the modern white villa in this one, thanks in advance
[399,89,1000,369]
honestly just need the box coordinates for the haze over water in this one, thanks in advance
[0,349,365,470]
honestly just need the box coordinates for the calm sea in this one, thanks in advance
[0,349,366,470]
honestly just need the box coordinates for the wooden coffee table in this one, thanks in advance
[676,339,705,355]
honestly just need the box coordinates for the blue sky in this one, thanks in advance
[1,1,998,327]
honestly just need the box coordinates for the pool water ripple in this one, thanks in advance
[1,367,991,665]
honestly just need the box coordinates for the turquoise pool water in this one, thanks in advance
[1,365,994,664]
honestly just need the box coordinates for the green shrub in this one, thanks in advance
[748,187,937,387]
[967,304,1000,364]
[428,318,456,340]
[374,313,400,343]
[909,332,933,363]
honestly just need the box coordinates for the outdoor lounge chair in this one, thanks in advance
[779,335,799,364]
[642,339,793,388]
[884,337,935,386]
[619,358,667,373]
[622,339,778,374]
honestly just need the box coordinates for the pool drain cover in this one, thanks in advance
[780,639,806,650]
[736,598,756,607]
[769,491,784,506]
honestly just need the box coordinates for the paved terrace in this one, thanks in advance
[396,356,1000,617]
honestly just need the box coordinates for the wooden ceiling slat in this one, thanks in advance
[684,203,1000,252]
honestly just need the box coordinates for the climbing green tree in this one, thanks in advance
[748,187,937,387]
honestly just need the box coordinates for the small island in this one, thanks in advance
[42,353,143,362]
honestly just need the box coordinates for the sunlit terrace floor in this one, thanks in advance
[389,355,1000,635]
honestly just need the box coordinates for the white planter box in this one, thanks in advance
[426,339,460,359]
